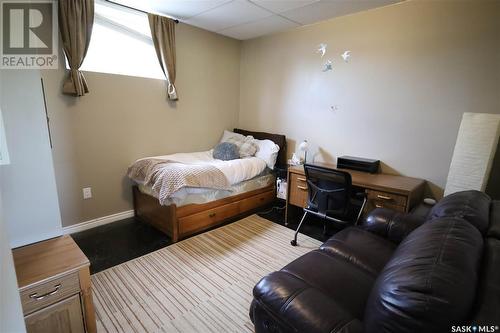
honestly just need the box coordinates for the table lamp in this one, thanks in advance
[299,140,309,164]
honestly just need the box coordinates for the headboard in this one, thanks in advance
[234,128,287,169]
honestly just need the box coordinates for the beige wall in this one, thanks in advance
[42,0,500,227]
[239,0,500,198]
[42,24,240,227]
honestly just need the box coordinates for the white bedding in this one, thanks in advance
[134,150,268,186]
[139,170,274,206]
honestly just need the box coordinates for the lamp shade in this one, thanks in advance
[445,112,500,195]
[299,140,309,152]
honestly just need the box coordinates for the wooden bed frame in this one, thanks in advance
[132,128,287,242]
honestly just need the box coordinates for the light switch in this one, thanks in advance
[83,187,92,199]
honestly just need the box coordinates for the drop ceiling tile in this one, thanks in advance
[219,15,299,39]
[250,0,319,14]
[281,0,400,25]
[185,0,273,32]
[111,0,404,40]
[111,0,233,20]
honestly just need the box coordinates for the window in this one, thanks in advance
[79,0,164,80]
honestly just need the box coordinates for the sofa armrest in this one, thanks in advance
[359,208,426,243]
[251,271,363,333]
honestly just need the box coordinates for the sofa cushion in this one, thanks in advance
[487,200,500,239]
[428,190,491,235]
[364,218,483,333]
[471,237,500,324]
[281,249,374,319]
[320,227,396,276]
[360,208,426,244]
[251,271,363,333]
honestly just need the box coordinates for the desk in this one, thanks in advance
[285,163,426,223]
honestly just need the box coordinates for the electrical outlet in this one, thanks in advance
[82,187,92,199]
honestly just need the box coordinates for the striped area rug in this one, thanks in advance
[91,214,321,333]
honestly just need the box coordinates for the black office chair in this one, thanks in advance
[290,164,367,246]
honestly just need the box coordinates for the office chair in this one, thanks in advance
[290,164,367,246]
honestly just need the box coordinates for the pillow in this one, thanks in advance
[220,130,245,144]
[253,139,280,169]
[221,130,258,158]
[213,142,240,161]
[237,137,258,158]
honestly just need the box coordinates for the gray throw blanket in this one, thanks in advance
[128,158,231,205]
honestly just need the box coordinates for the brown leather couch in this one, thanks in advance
[249,190,500,332]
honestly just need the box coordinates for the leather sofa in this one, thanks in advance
[249,190,500,332]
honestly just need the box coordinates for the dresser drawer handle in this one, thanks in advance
[208,212,216,218]
[297,177,306,182]
[375,204,383,208]
[29,284,61,301]
[376,195,393,201]
[297,186,307,190]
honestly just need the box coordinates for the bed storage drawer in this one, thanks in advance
[178,189,275,237]
[179,201,241,236]
[239,190,274,212]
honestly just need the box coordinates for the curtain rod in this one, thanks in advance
[105,0,180,23]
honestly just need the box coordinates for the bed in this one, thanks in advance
[131,128,287,242]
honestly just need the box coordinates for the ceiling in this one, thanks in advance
[111,0,402,40]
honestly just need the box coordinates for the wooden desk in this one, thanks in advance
[13,235,96,333]
[286,163,426,223]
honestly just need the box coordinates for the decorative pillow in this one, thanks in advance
[213,142,240,161]
[220,130,245,144]
[253,139,280,169]
[238,137,258,158]
[223,133,258,158]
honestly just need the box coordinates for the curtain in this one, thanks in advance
[148,14,178,101]
[58,0,94,96]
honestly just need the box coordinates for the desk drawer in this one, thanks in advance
[21,272,80,315]
[368,200,407,213]
[367,190,407,207]
[289,173,308,208]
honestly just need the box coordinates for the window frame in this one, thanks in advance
[76,0,165,80]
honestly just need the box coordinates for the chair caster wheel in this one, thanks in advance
[290,240,297,246]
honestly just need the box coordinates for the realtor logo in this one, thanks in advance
[1,0,58,68]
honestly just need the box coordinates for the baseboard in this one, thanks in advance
[62,210,135,235]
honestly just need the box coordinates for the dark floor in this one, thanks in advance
[73,199,343,274]
[72,217,171,274]
[257,200,343,242]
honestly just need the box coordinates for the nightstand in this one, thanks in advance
[13,235,96,333]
